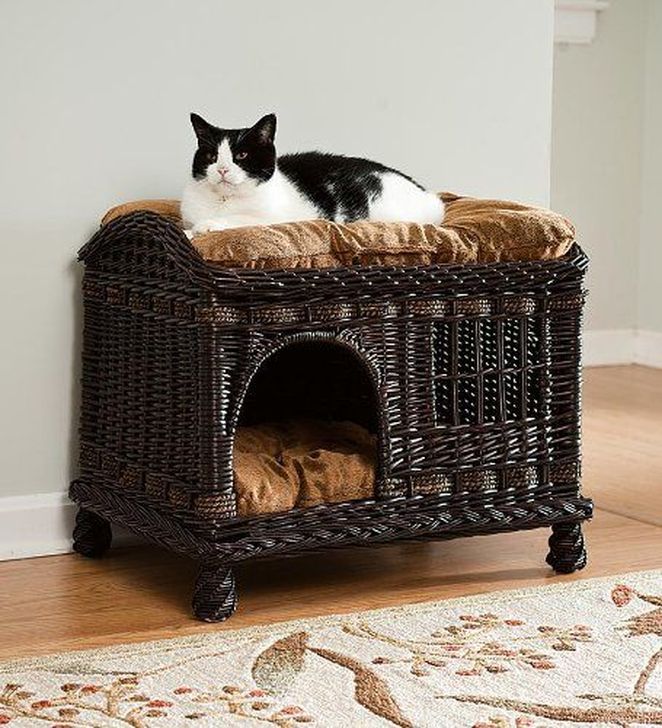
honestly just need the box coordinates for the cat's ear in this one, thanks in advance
[249,113,277,144]
[190,113,214,142]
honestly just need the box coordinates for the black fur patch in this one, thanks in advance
[278,152,424,222]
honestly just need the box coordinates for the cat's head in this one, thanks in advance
[189,113,277,191]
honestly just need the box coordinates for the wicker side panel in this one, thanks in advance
[388,290,584,499]
[546,295,584,497]
[79,274,202,493]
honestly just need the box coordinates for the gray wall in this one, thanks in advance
[638,1,662,332]
[551,0,646,332]
[0,0,554,499]
[552,0,662,335]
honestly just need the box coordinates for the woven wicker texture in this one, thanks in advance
[71,210,591,621]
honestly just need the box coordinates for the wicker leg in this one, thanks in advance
[546,521,587,574]
[72,507,112,558]
[192,563,237,622]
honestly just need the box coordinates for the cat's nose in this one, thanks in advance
[217,167,229,177]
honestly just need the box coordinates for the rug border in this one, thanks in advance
[2,568,660,673]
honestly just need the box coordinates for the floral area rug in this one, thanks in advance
[0,570,660,727]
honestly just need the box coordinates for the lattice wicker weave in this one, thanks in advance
[70,211,593,621]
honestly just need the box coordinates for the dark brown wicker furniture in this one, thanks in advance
[70,211,592,622]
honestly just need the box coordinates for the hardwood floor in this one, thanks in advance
[1,366,660,661]
[583,365,662,525]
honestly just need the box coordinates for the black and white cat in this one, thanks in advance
[181,113,444,233]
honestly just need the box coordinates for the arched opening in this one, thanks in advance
[239,341,379,430]
[233,340,380,518]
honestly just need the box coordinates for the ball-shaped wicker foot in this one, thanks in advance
[546,521,587,574]
[72,508,112,558]
[192,564,237,622]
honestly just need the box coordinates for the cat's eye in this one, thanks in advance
[235,151,248,161]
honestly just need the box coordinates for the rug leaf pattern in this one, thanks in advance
[307,646,414,728]
[0,571,660,727]
[252,632,309,696]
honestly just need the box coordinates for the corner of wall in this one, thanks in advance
[635,0,662,336]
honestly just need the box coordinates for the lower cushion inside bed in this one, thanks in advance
[101,193,576,269]
[233,419,375,516]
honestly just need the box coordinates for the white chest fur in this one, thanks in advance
[181,169,319,233]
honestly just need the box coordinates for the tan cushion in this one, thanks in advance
[101,192,575,269]
[233,420,375,517]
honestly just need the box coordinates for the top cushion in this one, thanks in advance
[101,193,575,269]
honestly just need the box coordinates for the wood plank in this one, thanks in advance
[583,365,662,525]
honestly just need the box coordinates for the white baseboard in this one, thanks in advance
[0,491,136,561]
[1,327,660,562]
[583,329,634,366]
[584,328,662,368]
[0,492,77,561]
[634,330,662,368]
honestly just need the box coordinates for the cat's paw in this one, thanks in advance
[192,219,231,234]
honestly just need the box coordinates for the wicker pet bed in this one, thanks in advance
[70,194,592,621]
